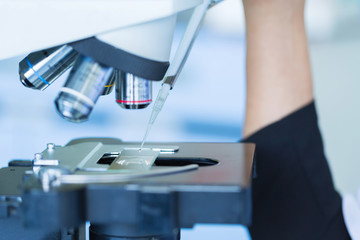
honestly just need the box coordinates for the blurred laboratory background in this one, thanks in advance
[1,0,360,239]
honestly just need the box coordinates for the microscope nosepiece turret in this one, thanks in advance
[9,0,215,123]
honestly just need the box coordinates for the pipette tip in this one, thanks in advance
[139,143,145,152]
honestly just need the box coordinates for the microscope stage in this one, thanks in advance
[0,138,254,239]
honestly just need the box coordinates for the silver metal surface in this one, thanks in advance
[19,45,78,90]
[34,153,42,161]
[32,142,196,185]
[101,69,117,95]
[38,142,180,173]
[30,140,255,190]
[33,151,59,175]
[60,165,198,184]
[116,72,152,109]
[46,143,55,150]
[39,167,68,192]
[34,159,59,166]
[55,55,113,122]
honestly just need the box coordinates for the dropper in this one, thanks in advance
[139,83,170,149]
[139,0,215,150]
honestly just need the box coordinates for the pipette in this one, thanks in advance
[140,83,170,149]
[139,0,220,150]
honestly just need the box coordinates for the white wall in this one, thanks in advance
[312,39,360,195]
[306,0,360,195]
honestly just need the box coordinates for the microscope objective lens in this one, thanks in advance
[55,55,113,122]
[18,45,78,91]
[115,72,152,109]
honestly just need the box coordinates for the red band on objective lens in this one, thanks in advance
[116,99,152,104]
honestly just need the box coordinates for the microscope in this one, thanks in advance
[0,0,254,239]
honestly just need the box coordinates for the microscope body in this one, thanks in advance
[0,1,254,239]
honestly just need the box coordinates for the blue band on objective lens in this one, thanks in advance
[25,57,50,85]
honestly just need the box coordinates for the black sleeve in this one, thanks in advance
[242,102,350,240]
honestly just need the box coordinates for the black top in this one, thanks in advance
[242,102,350,239]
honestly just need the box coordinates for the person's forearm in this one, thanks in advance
[243,0,313,137]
